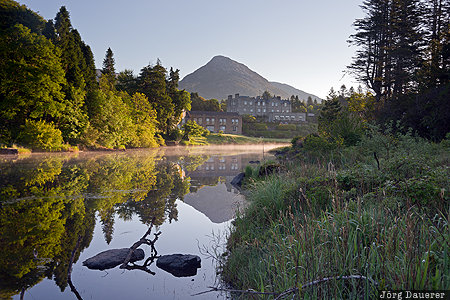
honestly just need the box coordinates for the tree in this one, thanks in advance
[0,0,45,33]
[102,47,116,88]
[117,69,138,95]
[182,120,208,140]
[138,62,174,134]
[0,24,66,144]
[262,91,272,100]
[190,93,220,111]
[167,68,191,130]
[128,92,158,148]
[53,6,90,142]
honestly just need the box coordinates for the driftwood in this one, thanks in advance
[68,235,83,300]
[120,217,161,273]
[192,275,378,298]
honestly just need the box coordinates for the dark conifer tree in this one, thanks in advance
[102,48,116,88]
[42,19,56,41]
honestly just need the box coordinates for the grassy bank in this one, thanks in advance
[221,129,449,298]
[181,133,290,146]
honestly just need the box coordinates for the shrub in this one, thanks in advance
[276,124,296,131]
[302,134,336,151]
[18,119,63,151]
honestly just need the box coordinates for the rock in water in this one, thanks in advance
[230,172,245,188]
[156,254,201,277]
[83,248,145,270]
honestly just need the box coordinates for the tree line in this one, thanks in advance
[0,1,191,150]
[347,0,449,141]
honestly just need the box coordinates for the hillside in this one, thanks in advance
[179,55,322,101]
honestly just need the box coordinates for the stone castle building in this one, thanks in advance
[184,111,242,134]
[226,94,307,123]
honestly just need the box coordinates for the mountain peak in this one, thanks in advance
[180,56,322,101]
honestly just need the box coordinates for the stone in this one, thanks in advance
[82,248,145,270]
[230,172,245,188]
[156,254,201,277]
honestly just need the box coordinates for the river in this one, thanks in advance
[0,144,283,300]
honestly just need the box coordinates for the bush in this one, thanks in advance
[18,119,64,151]
[302,134,336,151]
[276,124,296,131]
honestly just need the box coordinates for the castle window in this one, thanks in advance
[206,118,210,123]
[244,101,247,105]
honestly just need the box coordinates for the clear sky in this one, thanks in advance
[19,0,365,99]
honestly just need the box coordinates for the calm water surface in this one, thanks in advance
[0,145,280,300]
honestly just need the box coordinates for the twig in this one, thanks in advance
[120,217,159,269]
[67,235,83,300]
[192,275,378,297]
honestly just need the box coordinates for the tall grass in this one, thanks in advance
[221,129,449,299]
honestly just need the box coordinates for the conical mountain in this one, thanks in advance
[179,55,321,101]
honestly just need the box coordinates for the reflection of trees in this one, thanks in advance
[178,154,209,171]
[118,162,190,226]
[0,153,191,298]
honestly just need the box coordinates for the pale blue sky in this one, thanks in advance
[20,0,364,99]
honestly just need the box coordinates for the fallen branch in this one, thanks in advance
[68,235,83,300]
[120,217,161,269]
[192,275,378,298]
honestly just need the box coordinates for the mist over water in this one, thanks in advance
[0,145,280,299]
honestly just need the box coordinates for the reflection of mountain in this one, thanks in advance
[0,150,265,298]
[183,182,246,224]
[182,154,259,223]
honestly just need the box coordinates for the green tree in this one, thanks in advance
[190,93,220,111]
[128,92,158,148]
[0,24,66,144]
[0,0,45,33]
[138,62,174,134]
[182,120,208,140]
[167,68,191,130]
[117,69,138,95]
[53,6,90,142]
[262,91,272,100]
[89,77,134,148]
[102,47,116,88]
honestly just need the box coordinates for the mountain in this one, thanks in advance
[179,55,322,101]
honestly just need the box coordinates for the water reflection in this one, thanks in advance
[0,145,278,299]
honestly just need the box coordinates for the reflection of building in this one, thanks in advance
[226,93,307,123]
[184,111,242,134]
[185,155,243,178]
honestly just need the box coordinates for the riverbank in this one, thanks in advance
[1,134,289,154]
[221,130,449,298]
[182,133,290,146]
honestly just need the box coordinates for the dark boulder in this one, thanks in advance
[230,172,245,188]
[156,254,201,277]
[83,248,145,270]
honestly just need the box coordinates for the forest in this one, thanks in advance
[0,0,191,151]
